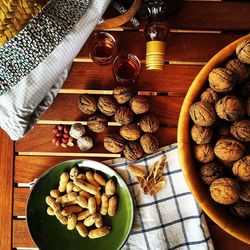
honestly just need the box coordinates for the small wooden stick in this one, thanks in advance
[18,152,121,157]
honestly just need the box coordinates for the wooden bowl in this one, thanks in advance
[178,34,250,244]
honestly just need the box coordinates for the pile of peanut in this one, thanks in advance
[45,166,118,239]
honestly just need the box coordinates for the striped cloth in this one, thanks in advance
[104,144,215,250]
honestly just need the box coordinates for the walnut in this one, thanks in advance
[69,123,86,139]
[97,96,118,116]
[214,138,245,161]
[215,96,245,121]
[232,156,250,182]
[208,68,236,93]
[225,59,250,83]
[120,123,141,141]
[247,97,250,117]
[139,114,160,133]
[140,133,159,154]
[194,143,215,163]
[191,124,213,144]
[78,94,97,115]
[104,134,125,153]
[123,141,144,161]
[238,80,250,99]
[236,39,250,64]
[77,136,93,151]
[230,200,250,219]
[87,114,108,133]
[113,85,135,104]
[130,96,150,115]
[189,101,216,126]
[114,107,134,125]
[199,162,224,185]
[200,88,219,105]
[230,119,250,142]
[210,178,240,205]
[240,182,250,202]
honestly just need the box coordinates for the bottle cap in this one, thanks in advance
[146,41,166,70]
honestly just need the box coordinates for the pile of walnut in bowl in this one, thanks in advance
[78,85,160,161]
[189,40,250,219]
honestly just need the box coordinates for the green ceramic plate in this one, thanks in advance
[26,159,134,250]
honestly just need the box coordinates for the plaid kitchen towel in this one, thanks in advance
[104,143,214,250]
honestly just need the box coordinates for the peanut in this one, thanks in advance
[76,222,88,237]
[93,213,103,228]
[61,205,83,216]
[79,190,92,199]
[54,210,68,225]
[100,194,109,216]
[74,179,100,195]
[64,200,77,206]
[73,185,82,192]
[77,173,86,180]
[58,172,69,193]
[88,226,111,239]
[86,172,100,187]
[94,172,106,186]
[47,207,55,216]
[108,196,118,217]
[88,197,97,214]
[105,179,116,196]
[45,196,61,211]
[77,210,91,221]
[95,192,101,210]
[84,214,95,227]
[70,167,79,180]
[76,196,88,209]
[50,189,61,199]
[67,214,77,230]
[66,182,74,193]
[128,165,147,177]
[56,192,77,204]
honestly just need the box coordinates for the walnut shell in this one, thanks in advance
[208,68,236,93]
[236,39,250,64]
[120,123,141,141]
[140,133,159,154]
[232,156,250,182]
[104,134,125,153]
[210,178,240,205]
[199,162,224,185]
[130,96,150,115]
[215,96,245,121]
[139,114,160,133]
[200,88,219,105]
[78,95,97,115]
[230,119,250,142]
[191,124,213,144]
[87,114,108,133]
[69,123,86,139]
[123,141,144,161]
[247,97,250,117]
[214,138,245,161]
[97,96,118,116]
[240,182,250,202]
[113,85,135,104]
[77,136,93,152]
[189,101,216,126]
[225,59,250,83]
[194,143,215,163]
[230,200,250,219]
[114,107,134,125]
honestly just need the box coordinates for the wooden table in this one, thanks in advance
[1,1,250,249]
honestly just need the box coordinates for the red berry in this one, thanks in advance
[55,138,61,147]
[52,136,57,144]
[62,138,68,143]
[58,125,63,131]
[53,128,58,134]
[63,133,69,139]
[56,132,63,137]
[64,126,69,134]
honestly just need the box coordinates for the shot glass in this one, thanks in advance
[112,54,141,84]
[89,32,117,65]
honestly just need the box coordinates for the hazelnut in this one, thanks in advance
[191,124,213,144]
[139,114,160,133]
[247,97,250,117]
[114,107,134,125]
[194,143,215,163]
[87,114,108,133]
[120,123,141,141]
[236,39,250,64]
[215,96,245,121]
[210,178,240,205]
[232,156,250,182]
[189,101,216,126]
[208,68,236,93]
[199,162,224,185]
[78,95,97,115]
[113,85,135,104]
[97,96,118,116]
[104,134,125,153]
[230,200,250,219]
[240,182,250,202]
[225,59,250,83]
[230,119,250,142]
[69,123,86,139]
[130,96,150,115]
[140,133,159,154]
[123,141,144,161]
[214,138,245,161]
[77,136,93,151]
[200,88,219,105]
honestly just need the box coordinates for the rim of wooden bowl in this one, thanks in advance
[177,34,250,245]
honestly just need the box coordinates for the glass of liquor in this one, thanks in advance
[112,54,141,84]
[89,32,117,65]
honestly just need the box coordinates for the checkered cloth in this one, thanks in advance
[104,144,214,250]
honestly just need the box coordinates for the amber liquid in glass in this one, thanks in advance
[116,61,137,80]
[92,41,115,63]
